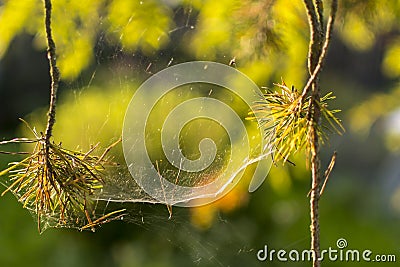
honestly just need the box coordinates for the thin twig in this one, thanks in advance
[301,0,338,101]
[307,150,337,197]
[315,0,324,31]
[97,137,122,163]
[43,0,60,148]
[303,0,323,72]
[0,151,30,155]
[308,117,321,267]
[80,209,126,231]
[42,0,60,233]
[320,151,337,196]
[0,138,38,145]
[302,1,338,266]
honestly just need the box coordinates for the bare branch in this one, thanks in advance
[301,0,338,101]
[316,0,324,31]
[302,1,338,267]
[320,151,337,196]
[43,0,60,148]
[0,151,30,155]
[302,0,323,73]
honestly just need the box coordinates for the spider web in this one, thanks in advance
[48,1,272,213]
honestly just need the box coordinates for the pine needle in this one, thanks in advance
[0,135,123,232]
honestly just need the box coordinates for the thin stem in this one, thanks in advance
[43,0,60,148]
[301,0,338,101]
[42,0,60,233]
[303,0,323,73]
[315,0,324,31]
[308,115,321,267]
[302,1,336,266]
[320,151,337,196]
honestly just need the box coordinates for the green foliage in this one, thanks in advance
[339,0,400,52]
[0,0,310,85]
[382,37,400,78]
[1,0,400,84]
[0,0,173,80]
[338,0,400,80]
[107,0,173,53]
[0,0,38,57]
[188,0,310,85]
[348,86,400,153]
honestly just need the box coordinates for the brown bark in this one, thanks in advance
[301,1,337,266]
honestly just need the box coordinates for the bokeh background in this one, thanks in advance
[1,0,400,266]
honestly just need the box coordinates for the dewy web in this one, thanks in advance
[71,4,276,211]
